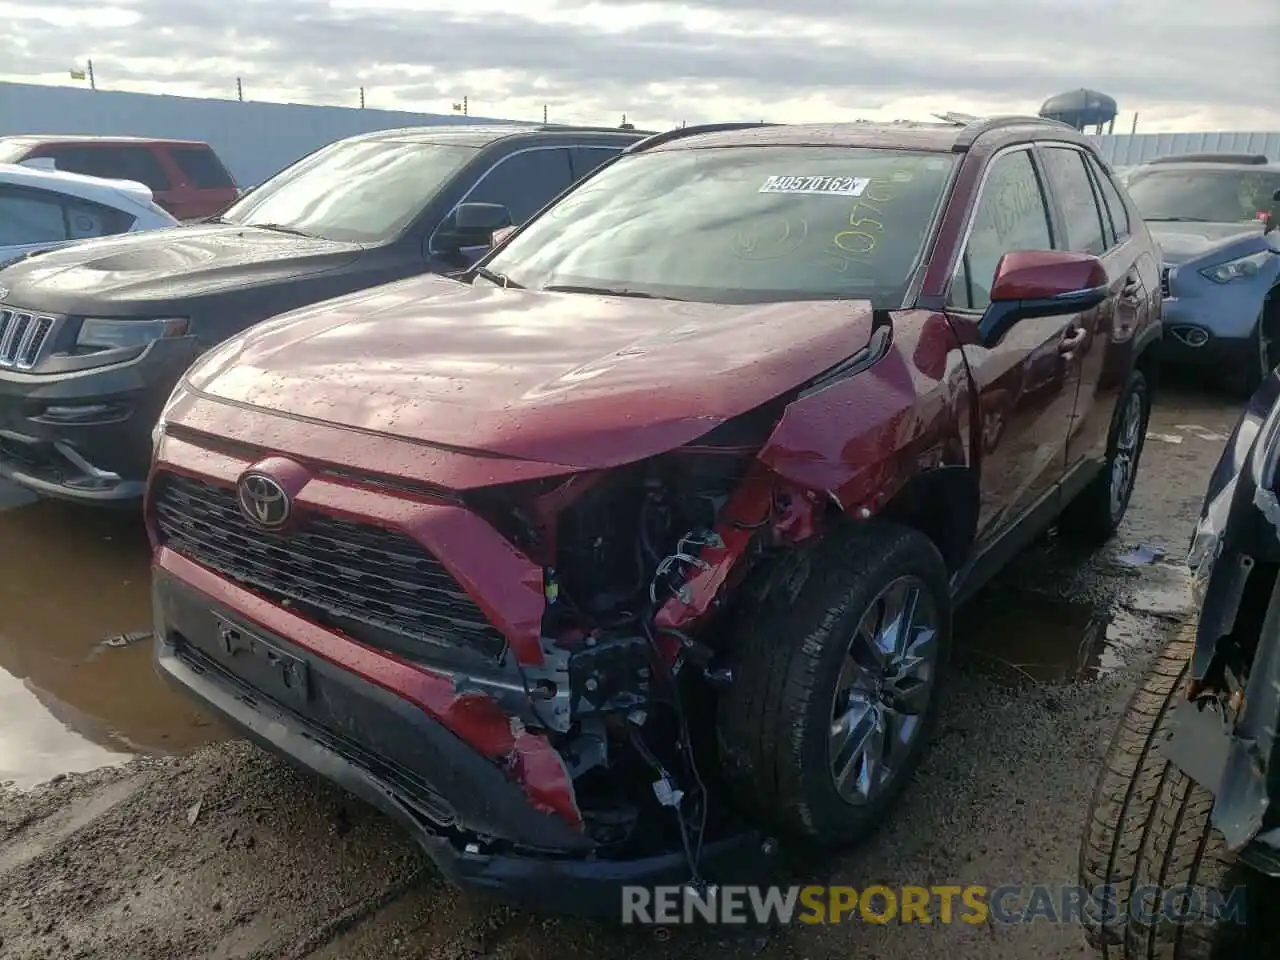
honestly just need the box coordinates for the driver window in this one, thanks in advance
[948,150,1054,311]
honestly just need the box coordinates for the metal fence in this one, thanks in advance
[4,80,1278,184]
[0,81,522,187]
[1092,131,1280,167]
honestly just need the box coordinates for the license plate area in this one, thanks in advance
[215,618,310,707]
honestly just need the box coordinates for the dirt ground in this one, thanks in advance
[0,380,1243,960]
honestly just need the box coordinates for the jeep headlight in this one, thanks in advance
[1199,250,1272,285]
[77,317,188,352]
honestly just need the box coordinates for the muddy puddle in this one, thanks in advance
[0,493,225,788]
[956,561,1192,685]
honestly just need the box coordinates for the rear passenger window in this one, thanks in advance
[465,148,573,225]
[570,147,620,180]
[170,147,235,188]
[47,146,171,191]
[948,149,1054,312]
[0,185,133,244]
[0,186,65,244]
[1040,147,1107,255]
[1086,155,1131,244]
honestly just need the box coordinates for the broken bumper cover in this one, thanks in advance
[152,554,774,914]
[1164,567,1280,877]
[1166,371,1280,875]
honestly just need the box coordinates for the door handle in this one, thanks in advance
[1059,326,1087,355]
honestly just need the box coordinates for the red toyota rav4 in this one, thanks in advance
[148,118,1162,912]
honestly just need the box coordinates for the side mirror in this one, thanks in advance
[1264,188,1280,232]
[434,202,512,255]
[980,250,1109,345]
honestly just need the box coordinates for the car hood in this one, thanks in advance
[190,276,876,469]
[1150,221,1265,265]
[0,223,363,311]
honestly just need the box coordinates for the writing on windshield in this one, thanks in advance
[485,146,956,307]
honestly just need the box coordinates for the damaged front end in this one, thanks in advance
[149,393,849,911]
[1167,369,1280,876]
[455,400,827,886]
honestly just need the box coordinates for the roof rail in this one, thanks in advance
[950,114,1076,151]
[535,124,659,136]
[1146,152,1270,166]
[625,121,778,153]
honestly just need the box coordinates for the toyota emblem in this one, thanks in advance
[236,472,291,530]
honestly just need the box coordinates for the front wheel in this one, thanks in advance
[1079,627,1279,958]
[1229,298,1280,398]
[717,521,952,844]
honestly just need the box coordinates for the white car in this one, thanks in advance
[0,161,178,267]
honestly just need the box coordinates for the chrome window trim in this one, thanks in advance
[942,143,1045,312]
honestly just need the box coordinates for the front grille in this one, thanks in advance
[153,473,507,661]
[0,308,57,370]
[1160,266,1172,298]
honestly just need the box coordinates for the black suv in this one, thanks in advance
[0,124,647,504]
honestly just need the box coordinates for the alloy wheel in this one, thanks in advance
[1109,390,1144,520]
[828,575,939,806]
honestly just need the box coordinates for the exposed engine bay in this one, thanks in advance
[464,412,823,877]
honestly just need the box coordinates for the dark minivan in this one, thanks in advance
[0,124,647,503]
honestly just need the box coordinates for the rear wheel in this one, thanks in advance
[718,521,951,844]
[1060,367,1150,546]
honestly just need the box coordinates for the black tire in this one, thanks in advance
[1079,626,1199,954]
[1078,626,1279,959]
[717,520,951,844]
[1060,367,1150,547]
[1226,298,1279,399]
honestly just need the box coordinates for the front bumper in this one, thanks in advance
[153,554,776,915]
[0,338,199,503]
[1158,268,1271,369]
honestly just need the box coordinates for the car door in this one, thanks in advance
[1052,147,1152,476]
[433,147,575,268]
[944,146,1078,548]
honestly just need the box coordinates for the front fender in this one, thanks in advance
[758,310,972,516]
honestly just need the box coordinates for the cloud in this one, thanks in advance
[1,0,1276,131]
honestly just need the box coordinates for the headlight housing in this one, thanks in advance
[77,317,188,352]
[1199,250,1272,285]
[151,377,189,455]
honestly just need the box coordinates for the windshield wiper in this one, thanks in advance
[473,266,523,289]
[1145,216,1216,223]
[248,222,317,238]
[541,284,666,299]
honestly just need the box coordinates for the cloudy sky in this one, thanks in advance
[3,0,1278,132]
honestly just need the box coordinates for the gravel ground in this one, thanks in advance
[0,382,1242,960]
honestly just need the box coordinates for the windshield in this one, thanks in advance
[1127,168,1280,224]
[485,146,956,306]
[220,139,478,242]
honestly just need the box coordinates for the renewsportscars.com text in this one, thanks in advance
[620,884,1248,926]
